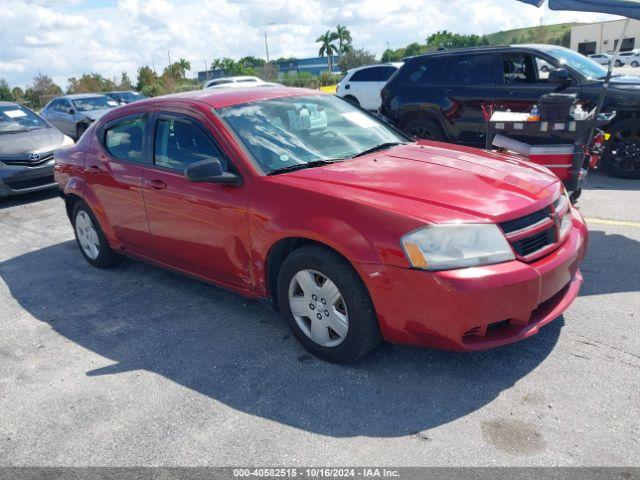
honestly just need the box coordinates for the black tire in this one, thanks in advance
[277,245,381,363]
[402,116,446,141]
[632,61,639,68]
[602,119,640,179]
[76,123,88,140]
[72,200,121,268]
[614,59,623,68]
[343,95,360,107]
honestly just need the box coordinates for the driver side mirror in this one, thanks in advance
[184,158,241,186]
[549,68,572,87]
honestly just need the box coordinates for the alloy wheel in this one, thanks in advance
[288,269,349,347]
[607,128,640,174]
[75,210,100,260]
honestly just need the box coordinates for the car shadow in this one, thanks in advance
[583,170,640,192]
[0,188,59,209]
[579,228,640,297]
[0,241,564,438]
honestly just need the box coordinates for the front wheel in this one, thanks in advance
[277,245,380,363]
[602,119,640,179]
[72,201,121,268]
[402,117,446,141]
[614,59,623,67]
[632,61,639,68]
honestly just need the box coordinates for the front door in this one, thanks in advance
[141,112,251,290]
[495,51,580,116]
[84,113,150,250]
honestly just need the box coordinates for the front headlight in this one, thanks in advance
[401,224,515,271]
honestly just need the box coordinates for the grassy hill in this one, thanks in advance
[485,22,582,47]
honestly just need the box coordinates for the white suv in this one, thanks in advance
[617,51,640,68]
[204,76,270,90]
[336,63,402,111]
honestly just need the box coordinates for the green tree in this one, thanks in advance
[11,86,24,102]
[119,72,133,90]
[24,73,63,109]
[0,79,11,101]
[317,30,339,72]
[381,48,405,63]
[335,24,352,56]
[404,42,425,57]
[67,73,116,94]
[178,58,191,79]
[425,31,488,50]
[338,48,377,73]
[136,66,161,96]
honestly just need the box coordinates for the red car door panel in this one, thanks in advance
[83,115,150,250]
[141,113,251,289]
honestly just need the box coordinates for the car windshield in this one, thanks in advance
[545,47,608,79]
[72,96,118,111]
[219,94,407,174]
[0,104,48,133]
[120,92,146,102]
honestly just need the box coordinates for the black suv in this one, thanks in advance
[380,44,640,178]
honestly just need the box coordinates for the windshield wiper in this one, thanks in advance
[351,142,406,158]
[267,159,343,175]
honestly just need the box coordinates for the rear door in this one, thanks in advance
[439,53,496,146]
[141,112,251,289]
[84,113,151,250]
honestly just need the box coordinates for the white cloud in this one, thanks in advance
[0,0,618,89]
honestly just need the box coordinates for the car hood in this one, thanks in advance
[79,108,112,121]
[0,127,65,156]
[282,142,562,223]
[610,75,640,85]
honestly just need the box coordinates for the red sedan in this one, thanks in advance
[54,86,588,363]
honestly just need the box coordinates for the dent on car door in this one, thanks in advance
[141,113,251,289]
[85,113,151,250]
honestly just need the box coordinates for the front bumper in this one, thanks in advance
[359,211,588,351]
[0,160,57,197]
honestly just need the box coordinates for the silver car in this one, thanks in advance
[40,94,119,140]
[589,53,612,66]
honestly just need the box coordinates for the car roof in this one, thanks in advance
[105,90,140,94]
[404,43,566,61]
[129,86,320,110]
[0,101,20,107]
[347,62,403,73]
[63,93,109,100]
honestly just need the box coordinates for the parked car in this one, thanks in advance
[55,87,588,362]
[105,91,147,105]
[1,101,73,198]
[589,53,612,65]
[41,94,120,140]
[617,51,640,68]
[336,63,403,111]
[381,44,640,178]
[203,76,271,89]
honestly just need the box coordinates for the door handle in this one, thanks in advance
[145,179,167,190]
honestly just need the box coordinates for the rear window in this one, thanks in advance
[350,66,397,82]
[401,57,446,85]
[443,54,494,85]
[104,116,146,163]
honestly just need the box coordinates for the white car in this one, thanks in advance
[336,63,402,111]
[204,76,271,90]
[617,51,640,68]
[589,53,612,66]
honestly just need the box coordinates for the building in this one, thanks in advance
[571,19,640,55]
[277,56,341,76]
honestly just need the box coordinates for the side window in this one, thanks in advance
[443,54,494,85]
[154,118,226,172]
[350,68,375,82]
[104,116,146,163]
[376,66,398,81]
[403,57,446,85]
[502,53,557,84]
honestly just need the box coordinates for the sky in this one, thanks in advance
[0,0,620,89]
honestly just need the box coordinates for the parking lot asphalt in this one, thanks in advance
[0,170,638,467]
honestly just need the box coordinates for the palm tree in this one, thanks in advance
[316,30,339,72]
[178,58,191,79]
[335,24,352,56]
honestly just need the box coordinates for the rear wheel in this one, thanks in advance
[343,95,360,107]
[632,61,639,68]
[602,119,640,179]
[402,116,446,141]
[72,201,121,268]
[277,245,380,363]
